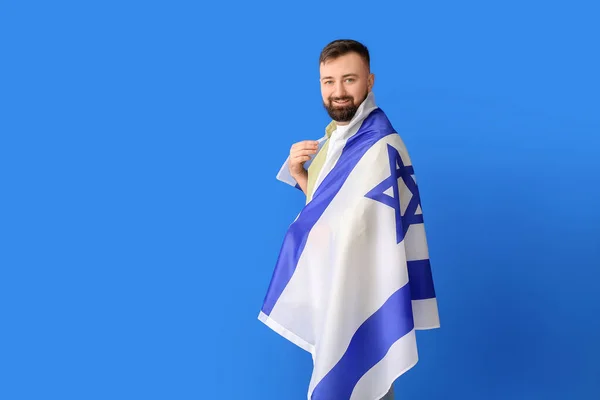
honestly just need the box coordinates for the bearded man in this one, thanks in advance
[259,39,440,400]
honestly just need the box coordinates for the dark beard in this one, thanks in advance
[323,91,368,123]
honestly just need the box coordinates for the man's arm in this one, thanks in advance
[292,169,309,195]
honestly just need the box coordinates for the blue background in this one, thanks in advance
[1,0,599,399]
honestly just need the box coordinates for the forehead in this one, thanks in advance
[319,52,368,77]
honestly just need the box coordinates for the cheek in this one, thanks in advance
[350,85,367,100]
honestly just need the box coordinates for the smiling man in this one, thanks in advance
[259,39,440,400]
[287,40,375,201]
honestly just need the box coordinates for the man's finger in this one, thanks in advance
[291,155,312,163]
[291,141,319,151]
[292,149,318,157]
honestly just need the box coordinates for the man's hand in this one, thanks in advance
[289,140,319,176]
[289,140,319,195]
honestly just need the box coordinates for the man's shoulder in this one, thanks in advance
[367,130,403,151]
[356,130,412,167]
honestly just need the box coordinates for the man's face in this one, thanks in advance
[320,52,374,125]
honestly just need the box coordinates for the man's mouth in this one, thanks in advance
[333,99,351,106]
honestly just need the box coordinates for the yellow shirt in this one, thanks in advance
[306,120,337,203]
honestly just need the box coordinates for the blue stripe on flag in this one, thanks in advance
[311,283,415,400]
[261,109,396,316]
[407,259,436,300]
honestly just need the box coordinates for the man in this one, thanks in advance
[287,40,375,202]
[260,40,440,400]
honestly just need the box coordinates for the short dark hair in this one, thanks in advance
[319,39,370,69]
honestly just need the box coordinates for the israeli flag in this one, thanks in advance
[259,101,440,400]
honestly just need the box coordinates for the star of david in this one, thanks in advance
[365,144,424,244]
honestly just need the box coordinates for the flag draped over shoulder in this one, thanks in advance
[259,98,440,400]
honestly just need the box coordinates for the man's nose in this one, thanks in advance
[333,83,347,98]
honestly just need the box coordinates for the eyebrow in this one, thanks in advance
[321,73,359,81]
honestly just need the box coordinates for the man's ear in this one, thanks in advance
[368,73,375,92]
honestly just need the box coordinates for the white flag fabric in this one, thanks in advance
[259,99,440,400]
